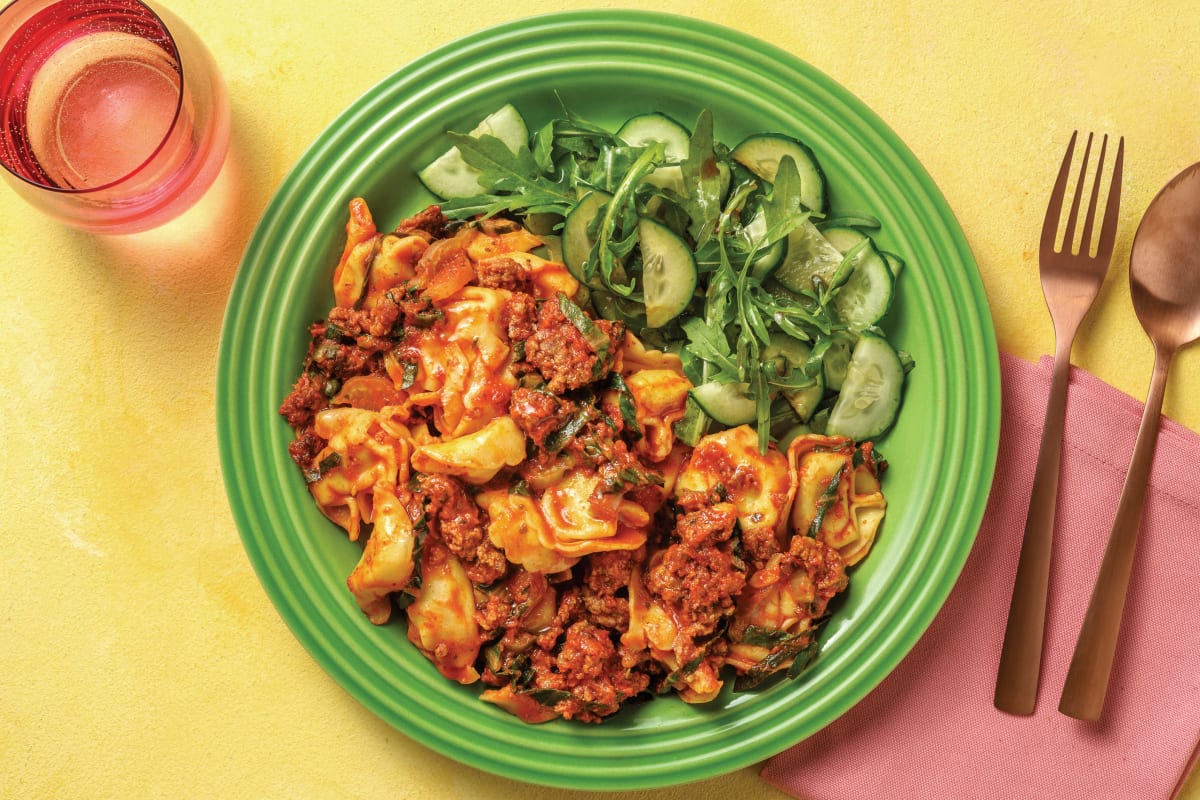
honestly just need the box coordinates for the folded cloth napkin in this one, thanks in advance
[761,352,1200,800]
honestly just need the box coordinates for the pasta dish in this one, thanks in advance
[280,200,887,723]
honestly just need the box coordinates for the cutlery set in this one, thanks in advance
[995,133,1200,723]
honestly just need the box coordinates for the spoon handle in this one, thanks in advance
[1059,345,1174,721]
[994,337,1074,714]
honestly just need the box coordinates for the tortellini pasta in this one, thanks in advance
[538,470,649,556]
[674,425,794,564]
[308,407,413,542]
[475,489,579,575]
[410,416,526,485]
[281,201,891,724]
[788,434,887,566]
[346,485,417,625]
[408,286,518,439]
[623,369,692,463]
[405,540,482,684]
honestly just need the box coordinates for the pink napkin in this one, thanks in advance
[762,352,1200,800]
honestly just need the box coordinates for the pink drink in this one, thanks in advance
[30,32,182,189]
[0,0,229,233]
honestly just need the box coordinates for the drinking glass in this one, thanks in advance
[0,0,230,234]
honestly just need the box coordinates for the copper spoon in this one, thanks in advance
[1059,161,1200,721]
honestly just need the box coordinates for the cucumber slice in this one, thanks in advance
[771,218,845,295]
[815,226,896,328]
[618,113,695,205]
[590,289,646,328]
[832,239,894,330]
[535,234,564,265]
[638,217,698,328]
[768,395,801,435]
[761,331,811,367]
[825,333,905,440]
[820,226,869,254]
[523,211,561,236]
[881,250,905,277]
[417,104,529,198]
[562,190,611,285]
[690,380,756,426]
[644,166,686,197]
[761,333,824,422]
[731,133,827,213]
[824,227,904,277]
[776,422,812,454]
[822,335,854,391]
[617,113,691,160]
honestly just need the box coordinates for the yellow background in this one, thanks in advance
[3,1,1198,798]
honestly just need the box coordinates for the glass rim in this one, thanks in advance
[0,0,187,195]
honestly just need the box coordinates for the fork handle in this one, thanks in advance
[994,340,1075,714]
[1059,344,1173,721]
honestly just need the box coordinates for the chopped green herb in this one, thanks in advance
[740,624,802,648]
[399,360,418,390]
[557,292,611,363]
[806,462,847,538]
[543,404,592,454]
[786,638,821,679]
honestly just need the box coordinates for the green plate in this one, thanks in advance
[217,10,999,791]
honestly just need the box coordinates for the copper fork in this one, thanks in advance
[994,131,1125,715]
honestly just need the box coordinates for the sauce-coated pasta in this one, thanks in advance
[280,201,887,722]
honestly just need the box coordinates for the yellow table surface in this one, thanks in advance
[3,2,1198,798]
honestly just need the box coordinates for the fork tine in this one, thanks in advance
[1095,136,1125,259]
[1060,132,1095,254]
[1041,131,1079,253]
[1078,134,1109,256]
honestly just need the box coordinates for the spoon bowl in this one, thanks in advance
[1060,159,1200,722]
[1130,162,1200,350]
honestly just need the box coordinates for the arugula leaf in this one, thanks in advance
[438,133,574,219]
[740,625,802,648]
[704,179,755,331]
[758,155,806,243]
[681,317,739,381]
[585,141,665,297]
[544,404,592,454]
[803,336,836,376]
[827,236,871,293]
[530,119,558,174]
[447,132,543,188]
[752,285,837,339]
[680,109,723,243]
[732,631,817,692]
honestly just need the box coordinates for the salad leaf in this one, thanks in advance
[758,155,806,244]
[440,133,574,219]
[680,109,723,244]
[681,317,739,382]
